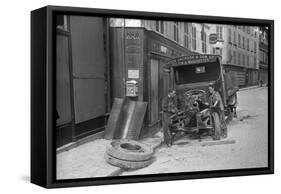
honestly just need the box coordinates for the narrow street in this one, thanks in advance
[122,86,268,176]
[57,86,268,179]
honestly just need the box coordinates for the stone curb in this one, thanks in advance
[239,85,262,91]
[57,131,105,154]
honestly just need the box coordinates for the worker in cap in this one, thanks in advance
[162,90,178,146]
[208,82,227,140]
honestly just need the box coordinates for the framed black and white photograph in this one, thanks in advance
[31,5,274,188]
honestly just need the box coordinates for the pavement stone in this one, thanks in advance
[56,139,121,179]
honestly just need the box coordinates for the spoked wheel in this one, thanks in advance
[212,112,221,140]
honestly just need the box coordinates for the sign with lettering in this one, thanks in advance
[170,55,219,66]
[209,33,218,44]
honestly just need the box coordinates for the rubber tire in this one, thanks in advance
[105,153,153,169]
[106,139,154,161]
[212,112,221,140]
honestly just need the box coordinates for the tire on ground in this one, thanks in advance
[106,139,154,161]
[104,153,153,169]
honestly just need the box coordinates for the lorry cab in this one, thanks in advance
[164,54,238,120]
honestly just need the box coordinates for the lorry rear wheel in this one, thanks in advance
[212,112,221,140]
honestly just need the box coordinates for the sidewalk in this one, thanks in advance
[56,135,163,179]
[57,139,122,179]
[239,84,263,91]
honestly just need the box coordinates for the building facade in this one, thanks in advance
[208,25,260,87]
[259,26,268,83]
[111,19,261,87]
[111,19,212,55]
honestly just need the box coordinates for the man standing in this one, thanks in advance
[208,83,227,140]
[162,90,178,147]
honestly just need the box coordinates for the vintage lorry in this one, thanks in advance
[163,54,239,142]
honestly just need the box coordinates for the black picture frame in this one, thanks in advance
[31,5,274,188]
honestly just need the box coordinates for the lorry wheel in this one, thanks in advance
[212,112,221,140]
[104,153,153,169]
[106,140,154,161]
[226,109,234,123]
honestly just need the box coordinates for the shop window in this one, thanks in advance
[216,48,223,56]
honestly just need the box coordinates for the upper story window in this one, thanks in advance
[242,36,245,49]
[201,27,207,53]
[173,22,179,42]
[247,38,250,51]
[233,51,237,64]
[192,26,197,50]
[238,34,241,48]
[247,26,250,34]
[238,52,241,65]
[254,41,257,53]
[247,55,250,67]
[233,31,237,45]
[184,23,189,48]
[228,28,232,43]
[156,20,164,34]
[216,25,223,40]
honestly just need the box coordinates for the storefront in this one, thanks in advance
[246,68,259,86]
[223,64,246,87]
[110,27,196,138]
[259,64,268,84]
[56,15,110,147]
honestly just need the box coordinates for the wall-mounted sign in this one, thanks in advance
[160,45,167,53]
[128,69,139,79]
[209,33,218,44]
[169,55,219,66]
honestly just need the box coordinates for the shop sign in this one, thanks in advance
[175,55,218,65]
[209,33,218,44]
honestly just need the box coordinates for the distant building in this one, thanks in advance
[259,27,268,83]
[208,25,260,87]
